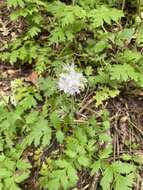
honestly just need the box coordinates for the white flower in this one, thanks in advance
[58,63,87,95]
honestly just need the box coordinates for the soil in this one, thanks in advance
[0,1,26,46]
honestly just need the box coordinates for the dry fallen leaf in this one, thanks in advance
[25,71,38,85]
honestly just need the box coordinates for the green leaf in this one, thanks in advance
[89,6,123,28]
[65,149,77,158]
[55,159,69,168]
[38,77,57,97]
[0,168,12,178]
[94,40,109,53]
[94,87,119,106]
[100,167,113,190]
[121,154,132,161]
[53,160,78,188]
[99,145,112,159]
[27,117,51,147]
[56,130,64,143]
[75,127,87,144]
[50,112,61,129]
[7,0,25,8]
[102,120,110,129]
[14,172,30,183]
[67,165,78,185]
[133,154,143,164]
[25,111,39,124]
[9,50,19,64]
[49,28,66,44]
[0,154,5,162]
[20,95,37,110]
[42,126,52,147]
[91,160,101,176]
[115,173,135,190]
[110,64,139,82]
[0,183,3,190]
[3,159,15,171]
[78,154,90,167]
[99,133,112,142]
[28,27,41,38]
[46,178,60,190]
[137,24,143,44]
[16,160,31,170]
[112,162,136,174]
[5,178,21,190]
[10,10,28,20]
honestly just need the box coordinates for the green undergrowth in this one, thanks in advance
[0,0,143,189]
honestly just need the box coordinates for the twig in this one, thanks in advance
[80,90,94,107]
[136,173,140,190]
[128,119,143,137]
[129,128,132,153]
[72,0,75,5]
[116,133,120,158]
[113,114,119,161]
[113,132,116,162]
[77,98,95,117]
[122,0,126,11]
[74,119,88,123]
[82,184,89,190]
[81,88,90,105]
[138,0,141,15]
[90,171,100,190]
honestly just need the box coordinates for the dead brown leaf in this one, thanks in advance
[25,71,38,85]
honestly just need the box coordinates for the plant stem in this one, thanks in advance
[122,0,125,11]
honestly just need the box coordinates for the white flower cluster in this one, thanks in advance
[58,63,87,95]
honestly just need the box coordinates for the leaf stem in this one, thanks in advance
[121,0,125,11]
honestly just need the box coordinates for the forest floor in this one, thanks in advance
[0,1,143,189]
[1,64,143,189]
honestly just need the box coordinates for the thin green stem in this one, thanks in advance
[122,0,125,11]
[138,0,141,15]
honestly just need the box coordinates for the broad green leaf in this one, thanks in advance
[38,77,57,97]
[50,112,61,129]
[67,165,78,185]
[91,160,101,175]
[20,95,37,109]
[112,161,136,174]
[65,149,77,158]
[100,167,113,190]
[89,6,123,28]
[27,117,51,147]
[78,155,90,167]
[7,0,25,8]
[14,172,30,183]
[28,27,41,38]
[0,168,12,178]
[115,173,135,190]
[121,154,132,161]
[56,130,64,143]
[99,133,112,142]
[25,111,39,124]
[46,178,60,190]
[42,126,52,147]
[99,145,112,159]
[16,160,31,170]
[4,178,20,190]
